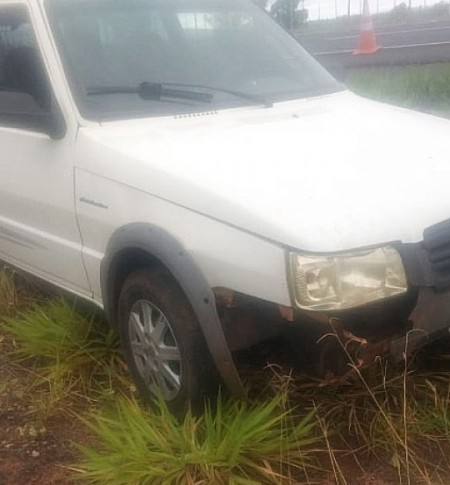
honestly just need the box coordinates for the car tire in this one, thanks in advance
[117,267,218,415]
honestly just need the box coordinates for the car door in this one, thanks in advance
[0,2,90,297]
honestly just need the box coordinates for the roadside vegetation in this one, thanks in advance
[347,62,450,119]
[3,268,450,483]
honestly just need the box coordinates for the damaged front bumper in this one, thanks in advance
[354,286,450,370]
[392,218,450,358]
[343,218,450,369]
[313,219,450,375]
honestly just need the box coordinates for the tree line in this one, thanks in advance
[254,0,309,29]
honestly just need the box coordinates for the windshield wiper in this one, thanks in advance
[163,82,273,108]
[88,82,213,103]
[87,81,273,108]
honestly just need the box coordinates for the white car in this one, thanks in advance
[1,0,449,412]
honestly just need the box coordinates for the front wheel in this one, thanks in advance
[117,267,218,414]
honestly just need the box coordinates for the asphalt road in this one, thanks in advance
[295,18,450,74]
[298,19,450,54]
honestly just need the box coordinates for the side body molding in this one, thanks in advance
[100,223,244,397]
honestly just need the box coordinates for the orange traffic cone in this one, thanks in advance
[353,0,380,55]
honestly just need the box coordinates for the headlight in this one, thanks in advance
[288,246,407,311]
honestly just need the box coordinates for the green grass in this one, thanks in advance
[1,299,122,414]
[347,63,450,118]
[76,394,318,485]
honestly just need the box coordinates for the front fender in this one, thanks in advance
[101,223,244,397]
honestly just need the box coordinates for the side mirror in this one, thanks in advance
[0,90,66,140]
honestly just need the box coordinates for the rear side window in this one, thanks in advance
[0,4,51,111]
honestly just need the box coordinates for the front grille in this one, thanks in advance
[423,218,450,289]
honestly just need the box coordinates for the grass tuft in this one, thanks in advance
[1,299,120,409]
[76,393,318,484]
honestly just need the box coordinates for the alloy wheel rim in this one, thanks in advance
[128,299,182,400]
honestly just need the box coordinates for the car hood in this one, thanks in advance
[77,91,450,252]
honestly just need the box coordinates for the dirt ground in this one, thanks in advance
[0,332,82,485]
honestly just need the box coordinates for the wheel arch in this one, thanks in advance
[100,222,244,397]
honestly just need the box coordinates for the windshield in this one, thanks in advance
[45,0,341,120]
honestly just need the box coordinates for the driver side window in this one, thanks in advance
[0,4,52,113]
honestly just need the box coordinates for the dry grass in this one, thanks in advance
[0,265,44,317]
